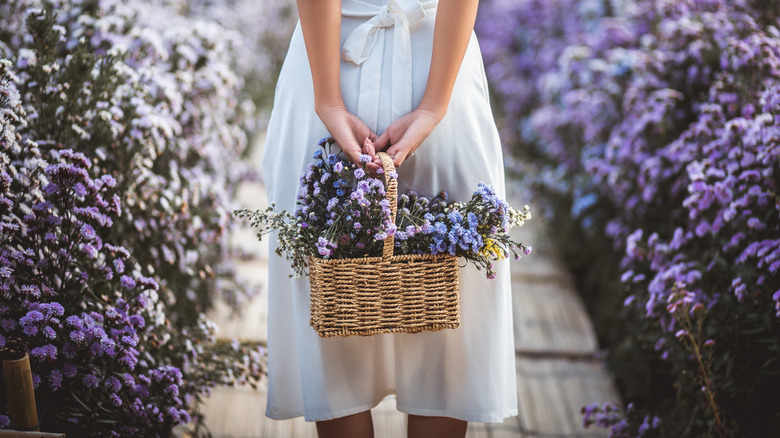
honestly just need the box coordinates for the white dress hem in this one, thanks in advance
[266,389,520,424]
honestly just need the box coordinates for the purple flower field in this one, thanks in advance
[477,0,780,436]
[1,0,295,435]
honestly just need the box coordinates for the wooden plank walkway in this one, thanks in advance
[193,143,621,437]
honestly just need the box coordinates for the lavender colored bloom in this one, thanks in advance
[110,393,122,407]
[63,362,78,378]
[49,369,63,390]
[0,318,17,331]
[82,373,100,389]
[120,275,136,289]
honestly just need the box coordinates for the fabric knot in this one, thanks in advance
[374,6,394,28]
[342,0,428,65]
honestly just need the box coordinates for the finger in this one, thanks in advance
[340,141,364,167]
[365,162,382,175]
[363,137,376,158]
[386,146,407,167]
[374,130,391,151]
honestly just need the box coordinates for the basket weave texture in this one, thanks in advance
[308,152,460,337]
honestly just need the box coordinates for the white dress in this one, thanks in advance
[261,0,517,423]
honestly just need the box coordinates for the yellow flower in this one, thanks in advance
[480,239,505,260]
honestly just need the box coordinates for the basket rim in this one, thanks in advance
[309,252,458,266]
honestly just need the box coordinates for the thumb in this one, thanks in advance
[374,130,391,152]
[386,142,410,167]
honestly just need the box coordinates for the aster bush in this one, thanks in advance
[477,0,780,435]
[235,138,531,278]
[0,2,269,436]
[0,0,259,326]
[174,0,298,117]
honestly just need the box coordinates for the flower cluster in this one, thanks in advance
[581,402,661,438]
[297,138,397,259]
[236,139,531,279]
[0,86,187,433]
[0,0,261,325]
[477,0,780,434]
[171,0,298,120]
[1,2,272,435]
[235,138,398,277]
[393,184,532,278]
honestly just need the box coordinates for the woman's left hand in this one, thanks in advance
[372,106,444,167]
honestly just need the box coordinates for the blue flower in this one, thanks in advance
[467,212,479,229]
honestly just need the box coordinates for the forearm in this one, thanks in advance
[419,0,479,120]
[296,0,344,113]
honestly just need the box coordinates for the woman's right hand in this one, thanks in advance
[316,104,381,173]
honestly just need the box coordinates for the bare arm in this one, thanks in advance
[297,0,380,171]
[297,0,342,111]
[419,0,480,117]
[373,0,480,166]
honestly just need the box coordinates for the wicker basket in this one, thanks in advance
[308,152,460,337]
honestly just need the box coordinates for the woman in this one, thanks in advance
[261,1,517,437]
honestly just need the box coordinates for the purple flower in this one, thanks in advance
[49,369,63,390]
[106,376,122,392]
[80,224,96,240]
[113,258,125,273]
[120,275,136,289]
[20,310,44,325]
[69,329,86,342]
[63,362,78,378]
[30,344,57,361]
[354,168,365,179]
[82,373,100,389]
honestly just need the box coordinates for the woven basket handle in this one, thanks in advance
[376,152,397,260]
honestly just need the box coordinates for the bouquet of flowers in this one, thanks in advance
[234,137,532,277]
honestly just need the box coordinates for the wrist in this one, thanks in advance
[416,99,447,123]
[315,99,347,118]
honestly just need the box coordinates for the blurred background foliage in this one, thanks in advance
[476,0,780,436]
